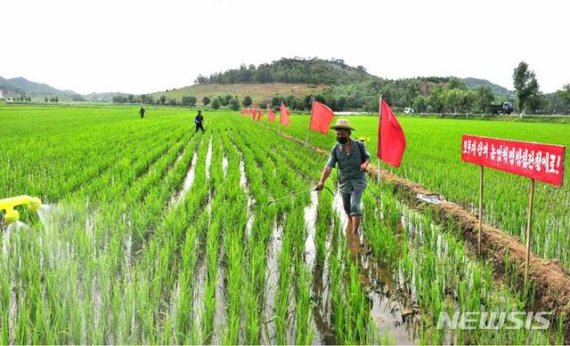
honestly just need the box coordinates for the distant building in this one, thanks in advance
[0,90,4,100]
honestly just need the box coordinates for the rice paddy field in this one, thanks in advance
[0,104,569,344]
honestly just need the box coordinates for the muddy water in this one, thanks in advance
[169,152,198,207]
[262,218,284,344]
[191,260,207,340]
[303,191,319,269]
[222,154,228,178]
[239,160,255,238]
[329,189,419,344]
[212,264,227,344]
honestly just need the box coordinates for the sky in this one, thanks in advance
[1,0,568,95]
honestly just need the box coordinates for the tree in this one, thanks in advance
[229,98,240,111]
[527,93,546,113]
[202,96,210,106]
[271,96,281,108]
[475,86,495,113]
[128,94,134,103]
[513,61,540,113]
[557,84,570,107]
[182,96,197,106]
[194,74,209,84]
[159,95,167,105]
[242,96,252,107]
[447,77,467,90]
[412,95,428,113]
[220,95,230,106]
[211,98,221,109]
[44,97,48,103]
[336,96,347,111]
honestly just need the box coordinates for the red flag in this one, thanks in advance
[268,108,276,122]
[257,108,263,121]
[279,102,290,126]
[310,101,334,134]
[377,99,406,167]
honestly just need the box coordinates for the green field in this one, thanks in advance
[281,115,570,269]
[0,105,567,344]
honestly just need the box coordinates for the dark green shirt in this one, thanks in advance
[326,139,370,193]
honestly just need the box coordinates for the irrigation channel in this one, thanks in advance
[0,114,567,344]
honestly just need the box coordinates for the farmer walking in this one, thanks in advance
[139,106,146,119]
[195,110,205,133]
[316,119,370,234]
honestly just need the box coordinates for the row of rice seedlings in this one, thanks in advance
[101,131,212,343]
[221,130,296,344]
[74,122,187,202]
[326,213,372,344]
[0,106,180,199]
[201,131,224,343]
[226,125,312,342]
[226,129,269,344]
[364,182,564,344]
[229,126,289,343]
[294,262,314,344]
[0,112,198,343]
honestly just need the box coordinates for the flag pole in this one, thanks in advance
[524,178,535,288]
[377,95,383,184]
[277,105,281,135]
[306,97,314,145]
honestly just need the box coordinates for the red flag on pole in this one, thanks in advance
[268,108,276,122]
[377,99,406,167]
[310,101,334,134]
[280,102,290,126]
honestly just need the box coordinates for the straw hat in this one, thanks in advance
[330,119,355,131]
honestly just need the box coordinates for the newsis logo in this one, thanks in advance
[437,311,552,330]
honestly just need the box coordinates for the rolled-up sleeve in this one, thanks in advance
[326,146,337,168]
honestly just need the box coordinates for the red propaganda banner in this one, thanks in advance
[461,135,566,186]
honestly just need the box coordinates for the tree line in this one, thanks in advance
[111,58,570,114]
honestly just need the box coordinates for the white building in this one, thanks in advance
[0,90,3,100]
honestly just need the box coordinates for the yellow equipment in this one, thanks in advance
[0,195,42,224]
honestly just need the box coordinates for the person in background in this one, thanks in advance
[195,110,205,133]
[139,106,146,119]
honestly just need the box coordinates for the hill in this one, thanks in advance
[463,77,514,98]
[148,57,518,113]
[0,76,82,101]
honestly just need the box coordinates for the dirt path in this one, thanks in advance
[278,130,570,341]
